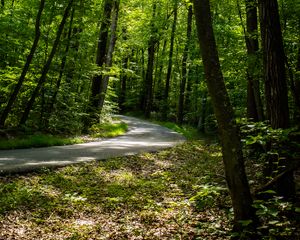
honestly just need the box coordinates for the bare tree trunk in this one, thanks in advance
[245,0,264,121]
[88,0,113,124]
[178,5,192,125]
[0,0,45,127]
[97,0,120,116]
[259,0,289,129]
[193,0,256,230]
[143,3,157,118]
[19,0,74,126]
[163,1,178,119]
[47,6,75,120]
[259,0,294,198]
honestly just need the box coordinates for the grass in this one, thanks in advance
[0,141,231,239]
[89,122,128,138]
[0,122,128,150]
[0,134,83,150]
[153,120,216,141]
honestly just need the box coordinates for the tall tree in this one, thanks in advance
[163,1,178,118]
[259,0,293,198]
[193,0,255,229]
[97,0,120,116]
[0,0,45,127]
[245,0,264,121]
[259,0,289,129]
[88,0,113,125]
[19,0,74,125]
[178,5,193,125]
[142,3,157,118]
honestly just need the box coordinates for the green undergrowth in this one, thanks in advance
[153,120,215,141]
[0,122,128,150]
[0,141,231,239]
[89,122,128,138]
[0,134,83,150]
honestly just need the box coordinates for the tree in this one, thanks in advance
[163,0,178,118]
[19,0,74,125]
[0,0,45,127]
[96,0,120,116]
[259,0,294,198]
[192,0,255,229]
[88,0,113,125]
[178,5,193,125]
[244,0,264,121]
[259,0,289,129]
[142,3,157,118]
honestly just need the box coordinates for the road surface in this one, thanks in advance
[0,116,185,174]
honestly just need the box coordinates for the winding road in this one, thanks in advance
[0,116,185,174]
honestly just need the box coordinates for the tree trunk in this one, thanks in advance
[87,0,113,126]
[163,2,178,119]
[245,0,264,121]
[259,0,294,198]
[19,0,73,126]
[143,3,157,118]
[96,0,120,116]
[47,6,75,120]
[178,5,192,125]
[0,0,45,127]
[193,0,255,229]
[259,0,289,129]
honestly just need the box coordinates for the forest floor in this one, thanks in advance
[0,116,185,174]
[0,140,232,240]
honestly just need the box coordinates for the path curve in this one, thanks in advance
[0,116,185,174]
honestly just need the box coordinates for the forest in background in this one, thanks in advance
[1,0,300,238]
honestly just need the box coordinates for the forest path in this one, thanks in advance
[0,116,185,174]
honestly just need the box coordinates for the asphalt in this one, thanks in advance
[0,116,186,174]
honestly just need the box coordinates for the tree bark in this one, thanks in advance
[259,0,289,129]
[193,0,255,229]
[245,0,264,121]
[0,0,45,127]
[88,0,113,124]
[163,1,178,118]
[178,5,192,125]
[259,0,293,198]
[96,0,120,116]
[143,3,157,118]
[19,0,74,126]
[47,6,75,119]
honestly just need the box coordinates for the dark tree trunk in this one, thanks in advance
[259,0,294,198]
[143,3,157,118]
[19,0,74,126]
[88,0,113,125]
[47,6,75,119]
[163,2,178,118]
[0,0,45,127]
[259,0,289,129]
[1,0,4,8]
[97,0,120,116]
[245,0,264,121]
[178,5,192,125]
[119,28,129,113]
[193,0,255,229]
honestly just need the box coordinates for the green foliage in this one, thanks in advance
[253,196,297,239]
[190,184,226,210]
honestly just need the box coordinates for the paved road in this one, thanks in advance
[0,116,185,174]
